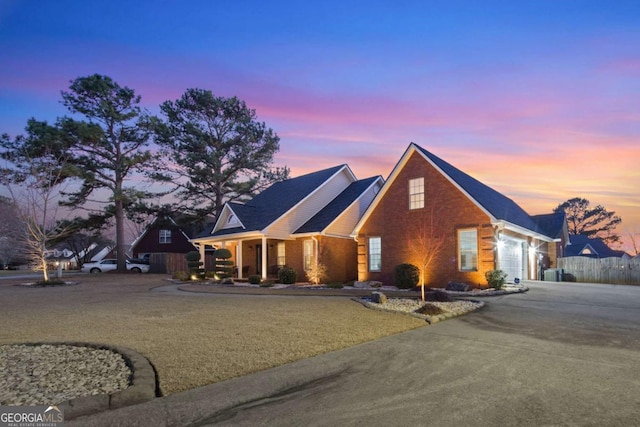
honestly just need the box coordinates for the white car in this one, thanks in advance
[81,259,150,274]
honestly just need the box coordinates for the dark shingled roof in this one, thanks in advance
[295,176,380,234]
[207,165,347,236]
[566,235,629,258]
[531,212,566,240]
[414,144,544,235]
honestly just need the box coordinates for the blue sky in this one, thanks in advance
[1,0,639,248]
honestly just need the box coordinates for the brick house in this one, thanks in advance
[353,143,567,287]
[191,165,383,282]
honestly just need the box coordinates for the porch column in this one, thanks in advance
[261,236,268,280]
[237,240,243,279]
[198,244,206,269]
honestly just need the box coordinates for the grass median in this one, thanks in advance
[0,275,424,396]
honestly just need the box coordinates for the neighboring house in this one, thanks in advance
[46,242,112,270]
[191,165,384,282]
[131,215,205,273]
[353,143,565,287]
[565,235,630,259]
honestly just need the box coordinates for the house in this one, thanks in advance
[46,241,112,270]
[131,214,210,273]
[353,143,566,287]
[191,165,384,282]
[565,235,630,259]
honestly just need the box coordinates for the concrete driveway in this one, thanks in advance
[73,281,640,426]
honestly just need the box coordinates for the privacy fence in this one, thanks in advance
[558,257,640,285]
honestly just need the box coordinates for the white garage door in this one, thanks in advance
[499,237,525,283]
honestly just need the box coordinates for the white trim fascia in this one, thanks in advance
[320,175,384,235]
[191,231,263,244]
[496,220,555,242]
[262,165,355,235]
[352,145,416,236]
[580,243,599,256]
[352,144,496,236]
[413,144,497,223]
[211,204,246,235]
[130,216,159,250]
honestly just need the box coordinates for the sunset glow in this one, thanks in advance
[1,1,638,251]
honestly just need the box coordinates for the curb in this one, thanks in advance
[15,342,157,420]
[352,297,486,324]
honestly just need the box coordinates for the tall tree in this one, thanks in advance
[152,89,289,221]
[3,75,158,272]
[554,197,622,245]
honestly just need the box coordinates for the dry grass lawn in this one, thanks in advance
[0,275,424,396]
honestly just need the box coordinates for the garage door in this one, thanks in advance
[499,237,525,283]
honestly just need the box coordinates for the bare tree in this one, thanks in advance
[627,229,640,256]
[1,141,75,282]
[406,206,446,301]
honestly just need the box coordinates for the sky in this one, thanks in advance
[1,0,639,250]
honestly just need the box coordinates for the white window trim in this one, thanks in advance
[159,229,172,244]
[368,237,382,272]
[409,177,425,210]
[458,228,478,272]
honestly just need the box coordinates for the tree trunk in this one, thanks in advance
[115,198,127,272]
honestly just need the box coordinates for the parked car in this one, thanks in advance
[81,259,150,274]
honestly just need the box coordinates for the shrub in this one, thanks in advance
[248,275,261,285]
[259,281,274,288]
[393,263,420,289]
[185,251,205,280]
[278,266,297,284]
[416,303,445,316]
[327,282,344,289]
[172,271,190,281]
[205,270,217,279]
[306,262,327,284]
[214,248,234,279]
[485,269,508,290]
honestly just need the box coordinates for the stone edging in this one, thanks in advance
[34,342,158,420]
[352,298,486,324]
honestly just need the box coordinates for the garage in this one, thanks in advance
[498,237,527,283]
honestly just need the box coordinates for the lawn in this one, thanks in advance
[0,275,424,396]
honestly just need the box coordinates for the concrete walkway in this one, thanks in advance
[69,281,640,426]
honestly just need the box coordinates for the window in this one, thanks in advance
[368,237,382,272]
[409,177,424,209]
[159,229,172,244]
[303,240,314,270]
[277,242,286,266]
[458,229,478,271]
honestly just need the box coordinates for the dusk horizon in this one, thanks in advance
[1,0,638,251]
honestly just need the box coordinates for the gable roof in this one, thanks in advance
[531,212,567,240]
[294,176,381,234]
[566,235,629,258]
[130,214,195,249]
[354,143,556,241]
[203,165,351,237]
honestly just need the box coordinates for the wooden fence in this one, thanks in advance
[558,257,640,285]
[148,253,216,274]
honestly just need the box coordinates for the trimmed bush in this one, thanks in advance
[327,282,344,289]
[248,274,261,285]
[393,263,420,289]
[425,290,453,302]
[485,269,507,290]
[214,248,234,279]
[185,251,205,280]
[278,266,297,284]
